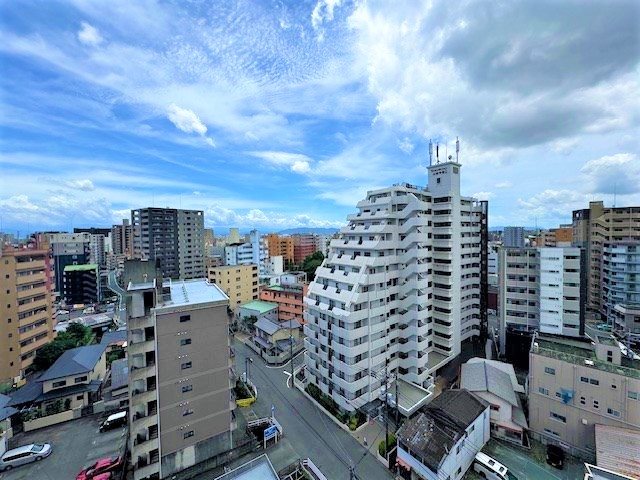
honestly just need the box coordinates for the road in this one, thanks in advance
[234,339,393,480]
[107,270,127,325]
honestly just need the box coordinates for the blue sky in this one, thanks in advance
[0,0,638,234]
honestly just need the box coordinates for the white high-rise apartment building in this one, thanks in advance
[304,161,487,413]
[224,230,269,275]
[498,246,584,354]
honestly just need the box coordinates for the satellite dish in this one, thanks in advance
[448,155,453,160]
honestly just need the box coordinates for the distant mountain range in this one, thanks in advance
[278,227,339,235]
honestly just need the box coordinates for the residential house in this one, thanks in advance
[238,300,278,323]
[251,318,302,359]
[461,357,528,445]
[396,389,490,480]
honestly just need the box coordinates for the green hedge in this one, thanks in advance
[378,433,397,457]
[305,383,366,430]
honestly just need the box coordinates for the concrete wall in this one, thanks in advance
[23,409,76,432]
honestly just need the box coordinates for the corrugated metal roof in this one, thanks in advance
[595,424,640,480]
[461,361,518,406]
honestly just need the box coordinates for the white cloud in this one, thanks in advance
[77,22,103,46]
[471,191,494,201]
[311,0,343,31]
[517,189,589,223]
[581,153,640,195]
[166,104,215,146]
[495,181,512,189]
[398,137,414,154]
[249,151,312,174]
[64,179,95,191]
[204,204,342,229]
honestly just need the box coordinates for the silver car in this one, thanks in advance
[0,443,52,471]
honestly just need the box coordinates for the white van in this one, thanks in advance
[99,410,128,432]
[473,452,518,480]
[0,443,52,471]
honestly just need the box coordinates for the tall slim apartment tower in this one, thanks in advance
[131,208,205,280]
[48,233,91,293]
[303,161,487,412]
[0,246,55,381]
[498,246,585,355]
[503,226,525,248]
[111,219,134,257]
[572,201,640,314]
[602,242,640,335]
[125,260,233,480]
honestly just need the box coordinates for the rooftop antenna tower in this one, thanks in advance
[456,136,460,163]
[436,143,440,164]
[428,140,433,166]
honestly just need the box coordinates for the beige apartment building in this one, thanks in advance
[207,264,258,308]
[126,260,233,480]
[266,234,294,264]
[528,332,640,459]
[572,201,640,313]
[0,246,55,382]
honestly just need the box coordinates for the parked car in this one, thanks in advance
[0,443,52,471]
[99,411,127,432]
[473,452,518,480]
[546,444,565,469]
[76,456,124,480]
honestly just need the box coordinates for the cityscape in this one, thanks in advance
[0,2,639,480]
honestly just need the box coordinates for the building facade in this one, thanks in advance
[63,264,101,305]
[266,234,294,264]
[111,219,134,257]
[224,230,268,276]
[259,283,308,323]
[0,247,56,381]
[207,264,258,308]
[304,161,487,412]
[48,232,91,293]
[131,208,205,280]
[498,246,584,355]
[292,234,317,264]
[126,260,233,480]
[602,242,640,336]
[503,227,525,248]
[572,202,640,314]
[528,332,640,459]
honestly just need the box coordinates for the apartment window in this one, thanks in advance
[580,376,589,383]
[611,383,617,390]
[182,384,193,393]
[74,376,88,383]
[490,404,500,412]
[589,378,599,386]
[181,361,192,370]
[550,412,566,423]
[544,367,556,375]
[629,391,639,400]
[593,400,599,409]
[580,396,586,405]
[180,314,191,323]
[538,387,549,395]
[180,338,192,346]
[555,392,562,398]
[183,430,194,439]
[544,428,560,438]
[607,408,620,417]
[183,409,194,416]
[52,380,66,388]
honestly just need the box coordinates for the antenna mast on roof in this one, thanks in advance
[436,143,440,164]
[456,136,460,163]
[428,140,433,166]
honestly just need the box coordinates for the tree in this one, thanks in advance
[65,322,93,345]
[301,251,324,280]
[32,323,94,372]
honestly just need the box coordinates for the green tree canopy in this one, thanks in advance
[301,251,324,280]
[32,322,94,371]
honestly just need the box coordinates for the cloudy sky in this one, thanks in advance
[1,0,638,233]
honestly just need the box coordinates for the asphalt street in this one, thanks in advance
[234,339,394,480]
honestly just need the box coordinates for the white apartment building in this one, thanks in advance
[304,161,487,413]
[89,233,106,267]
[498,246,584,354]
[224,230,269,275]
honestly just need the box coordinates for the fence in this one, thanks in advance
[244,339,304,366]
[23,408,77,432]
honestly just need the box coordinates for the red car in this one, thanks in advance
[76,456,123,480]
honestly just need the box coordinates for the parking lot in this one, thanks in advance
[1,414,127,480]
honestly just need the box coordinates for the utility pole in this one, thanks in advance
[289,331,294,387]
[384,358,389,459]
[395,374,399,424]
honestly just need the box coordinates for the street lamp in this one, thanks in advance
[245,357,253,384]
